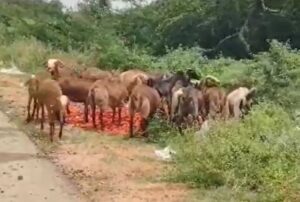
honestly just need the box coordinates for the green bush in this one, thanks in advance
[147,117,178,147]
[0,37,93,73]
[249,40,300,113]
[201,57,255,91]
[153,46,206,73]
[168,103,300,201]
[0,37,49,72]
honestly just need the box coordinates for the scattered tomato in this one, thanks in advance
[66,103,142,136]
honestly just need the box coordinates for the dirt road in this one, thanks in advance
[0,110,84,202]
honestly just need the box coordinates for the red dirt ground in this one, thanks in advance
[67,104,142,136]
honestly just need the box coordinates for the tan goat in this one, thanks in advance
[36,79,65,142]
[128,83,161,138]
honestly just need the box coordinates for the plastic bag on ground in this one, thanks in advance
[0,65,25,75]
[155,146,176,161]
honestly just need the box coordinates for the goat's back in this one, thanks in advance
[38,79,62,105]
[58,77,93,102]
[131,84,160,115]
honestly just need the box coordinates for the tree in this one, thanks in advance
[78,0,111,19]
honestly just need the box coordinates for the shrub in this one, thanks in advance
[147,117,178,147]
[0,37,49,72]
[153,46,206,73]
[249,40,300,113]
[168,103,300,201]
[0,37,93,73]
[201,57,255,91]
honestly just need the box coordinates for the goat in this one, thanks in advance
[36,79,65,142]
[128,84,161,138]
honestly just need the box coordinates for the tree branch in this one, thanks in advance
[259,0,279,13]
[202,0,279,57]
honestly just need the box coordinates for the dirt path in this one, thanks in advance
[0,73,191,202]
[0,110,84,202]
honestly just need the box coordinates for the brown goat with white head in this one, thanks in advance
[48,60,94,122]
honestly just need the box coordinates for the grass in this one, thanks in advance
[0,37,94,73]
[159,103,300,201]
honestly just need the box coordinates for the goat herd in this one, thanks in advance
[24,59,257,142]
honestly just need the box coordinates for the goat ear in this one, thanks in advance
[133,76,142,85]
[246,87,256,101]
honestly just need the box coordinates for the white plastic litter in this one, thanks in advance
[155,146,176,161]
[0,65,25,75]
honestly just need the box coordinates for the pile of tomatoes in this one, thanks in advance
[66,103,142,136]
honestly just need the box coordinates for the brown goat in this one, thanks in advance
[106,77,129,125]
[89,77,129,126]
[79,67,114,82]
[171,86,206,134]
[194,78,226,120]
[203,87,226,120]
[36,79,65,142]
[223,87,256,120]
[119,69,149,95]
[57,76,94,122]
[49,62,94,122]
[24,75,40,122]
[87,81,109,130]
[24,70,52,122]
[128,84,161,138]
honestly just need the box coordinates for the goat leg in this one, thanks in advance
[140,118,149,138]
[178,124,184,136]
[66,103,71,115]
[26,96,32,122]
[99,108,104,131]
[84,102,89,123]
[118,107,122,126]
[49,122,54,142]
[35,102,40,121]
[112,108,116,124]
[167,95,172,122]
[92,103,96,128]
[31,98,37,121]
[129,112,134,138]
[59,114,64,140]
[40,104,45,130]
